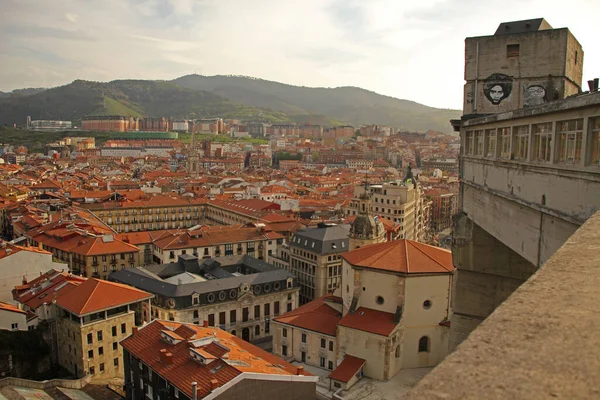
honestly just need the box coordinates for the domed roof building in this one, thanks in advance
[349,187,386,250]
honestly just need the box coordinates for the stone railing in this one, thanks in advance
[406,210,600,399]
[0,375,91,390]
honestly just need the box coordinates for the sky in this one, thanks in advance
[1,0,599,110]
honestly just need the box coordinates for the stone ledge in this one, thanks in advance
[406,210,600,400]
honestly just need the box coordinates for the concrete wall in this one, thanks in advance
[463,28,582,114]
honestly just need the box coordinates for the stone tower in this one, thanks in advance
[188,129,199,178]
[349,185,386,250]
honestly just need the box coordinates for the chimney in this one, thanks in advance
[132,326,138,335]
[296,366,304,375]
[210,379,219,392]
[192,382,198,400]
[203,320,209,327]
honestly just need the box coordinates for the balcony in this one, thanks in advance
[406,210,600,400]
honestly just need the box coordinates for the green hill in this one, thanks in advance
[0,76,460,132]
[173,75,460,132]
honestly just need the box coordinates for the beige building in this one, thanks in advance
[449,19,600,350]
[343,169,429,242]
[27,225,142,280]
[151,224,283,264]
[110,255,300,350]
[272,239,454,391]
[287,224,349,304]
[55,278,152,381]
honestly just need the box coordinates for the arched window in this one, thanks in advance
[395,345,400,358]
[418,336,430,353]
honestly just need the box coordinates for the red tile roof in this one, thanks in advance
[273,296,341,336]
[121,320,310,399]
[342,239,454,274]
[0,301,27,315]
[329,355,366,383]
[338,307,397,336]
[56,278,152,316]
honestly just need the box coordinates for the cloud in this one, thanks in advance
[65,13,78,23]
[0,0,599,111]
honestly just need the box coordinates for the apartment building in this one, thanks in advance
[343,170,429,241]
[110,255,299,349]
[150,224,283,264]
[55,278,152,381]
[26,224,141,279]
[288,224,349,305]
[424,188,458,232]
[205,200,280,226]
[272,239,454,391]
[121,320,317,400]
[81,195,206,233]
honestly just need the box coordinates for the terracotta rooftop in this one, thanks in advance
[342,239,454,274]
[0,301,27,315]
[121,320,312,399]
[338,307,397,336]
[56,278,152,316]
[329,355,366,383]
[273,296,341,336]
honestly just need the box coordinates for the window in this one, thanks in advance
[274,301,280,315]
[229,310,236,324]
[175,388,179,398]
[243,307,249,322]
[514,125,529,160]
[87,333,93,344]
[328,361,333,370]
[99,346,104,355]
[113,342,118,351]
[192,294,199,305]
[329,341,334,351]
[169,251,175,259]
[225,243,233,256]
[395,345,401,358]
[114,358,119,366]
[264,303,270,316]
[219,312,226,325]
[500,127,512,159]
[287,303,292,312]
[475,130,484,156]
[465,131,474,155]
[533,122,553,162]
[423,300,432,309]
[99,363,105,372]
[283,328,287,338]
[485,129,497,157]
[254,305,260,319]
[121,323,126,334]
[193,310,199,319]
[11,323,18,330]
[376,296,384,305]
[321,338,326,348]
[591,117,600,165]
[558,119,584,164]
[301,333,307,343]
[89,366,95,375]
[507,43,520,57]
[88,350,94,358]
[301,351,306,363]
[320,357,326,368]
[209,314,215,326]
[418,336,430,353]
[282,345,288,356]
[255,325,260,336]
[97,331,103,341]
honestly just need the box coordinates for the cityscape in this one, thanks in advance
[0,8,599,400]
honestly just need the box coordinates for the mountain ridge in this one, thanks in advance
[0,75,460,132]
